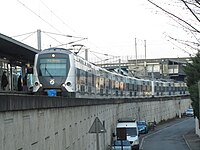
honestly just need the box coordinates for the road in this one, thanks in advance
[140,117,195,150]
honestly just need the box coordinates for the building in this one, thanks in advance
[97,57,191,82]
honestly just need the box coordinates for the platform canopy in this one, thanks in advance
[0,33,39,66]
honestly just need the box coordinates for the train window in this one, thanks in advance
[80,70,86,84]
[100,89,103,96]
[115,81,119,89]
[77,69,80,82]
[106,89,108,96]
[105,78,109,88]
[116,91,118,96]
[88,86,92,93]
[127,83,129,90]
[92,74,95,87]
[109,80,112,89]
[120,82,123,90]
[38,58,69,77]
[96,75,100,89]
[112,80,115,89]
[80,85,85,93]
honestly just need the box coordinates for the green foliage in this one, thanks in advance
[184,53,200,119]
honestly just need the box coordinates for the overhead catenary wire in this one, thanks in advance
[54,38,88,48]
[12,31,37,38]
[43,32,63,45]
[16,0,113,59]
[12,30,37,42]
[39,0,79,35]
[17,0,62,33]
[88,50,105,61]
[42,31,85,39]
[21,32,36,42]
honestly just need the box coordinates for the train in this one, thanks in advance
[32,47,189,98]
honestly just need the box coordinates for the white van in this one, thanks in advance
[116,118,139,150]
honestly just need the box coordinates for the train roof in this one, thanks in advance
[38,47,186,84]
[39,47,73,55]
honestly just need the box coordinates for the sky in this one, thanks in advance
[0,0,194,63]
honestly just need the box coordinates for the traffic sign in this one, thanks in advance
[89,117,106,133]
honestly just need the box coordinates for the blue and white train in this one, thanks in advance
[32,48,189,98]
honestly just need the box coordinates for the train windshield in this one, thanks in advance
[38,58,68,77]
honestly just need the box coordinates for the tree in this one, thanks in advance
[147,0,200,56]
[184,53,200,119]
[147,0,200,119]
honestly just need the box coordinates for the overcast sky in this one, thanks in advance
[0,0,193,62]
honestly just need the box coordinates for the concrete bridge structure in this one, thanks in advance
[0,94,191,150]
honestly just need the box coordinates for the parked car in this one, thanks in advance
[112,140,132,150]
[185,108,194,117]
[137,120,149,134]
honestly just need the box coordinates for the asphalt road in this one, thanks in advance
[140,117,195,150]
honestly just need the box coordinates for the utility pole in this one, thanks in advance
[135,38,138,67]
[85,48,88,61]
[198,81,200,129]
[119,59,121,74]
[144,40,147,77]
[144,40,146,60]
[37,29,42,51]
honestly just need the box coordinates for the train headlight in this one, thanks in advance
[61,82,71,87]
[35,82,42,87]
[35,82,39,86]
[49,79,55,85]
[66,82,71,86]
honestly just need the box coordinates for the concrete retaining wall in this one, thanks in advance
[0,98,191,150]
[195,117,200,137]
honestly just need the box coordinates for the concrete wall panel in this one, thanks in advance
[0,98,191,150]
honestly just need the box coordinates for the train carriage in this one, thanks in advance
[32,48,189,98]
[33,48,76,97]
[174,82,181,96]
[126,76,133,98]
[162,81,169,96]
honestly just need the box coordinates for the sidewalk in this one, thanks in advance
[183,129,200,150]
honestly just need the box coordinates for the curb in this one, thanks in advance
[183,134,192,150]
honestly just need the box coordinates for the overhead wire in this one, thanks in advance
[42,31,85,39]
[17,0,107,59]
[21,32,36,42]
[17,0,62,33]
[16,0,123,60]
[43,32,63,45]
[12,31,37,38]
[88,50,104,61]
[39,0,78,34]
[11,30,37,42]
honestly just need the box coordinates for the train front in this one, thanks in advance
[33,48,76,97]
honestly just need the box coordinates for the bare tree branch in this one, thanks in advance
[195,0,200,6]
[147,0,200,33]
[167,34,199,51]
[181,0,200,23]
